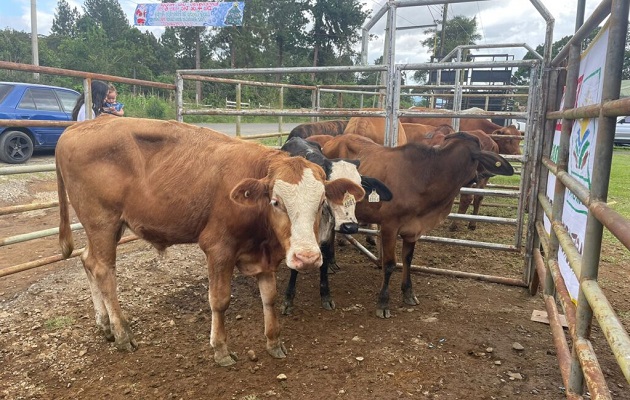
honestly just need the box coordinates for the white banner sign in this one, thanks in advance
[544,24,609,301]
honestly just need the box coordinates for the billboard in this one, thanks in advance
[134,2,245,27]
[544,23,610,301]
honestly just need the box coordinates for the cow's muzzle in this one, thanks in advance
[290,249,323,271]
[338,222,359,234]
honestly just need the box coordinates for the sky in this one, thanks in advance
[0,0,602,64]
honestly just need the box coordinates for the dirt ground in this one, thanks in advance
[1,157,629,400]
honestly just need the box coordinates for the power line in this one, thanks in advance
[476,1,487,45]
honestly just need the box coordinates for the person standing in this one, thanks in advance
[71,80,109,121]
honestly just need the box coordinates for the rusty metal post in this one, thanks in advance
[278,86,284,133]
[176,73,184,122]
[236,83,242,137]
[83,78,93,120]
[382,1,397,148]
[570,0,630,394]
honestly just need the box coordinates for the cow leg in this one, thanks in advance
[401,239,419,306]
[449,193,473,232]
[319,238,335,311]
[81,246,113,342]
[207,259,237,367]
[468,177,488,230]
[281,270,299,315]
[258,271,287,359]
[365,223,378,246]
[468,194,483,230]
[327,231,341,272]
[81,227,136,351]
[376,228,397,319]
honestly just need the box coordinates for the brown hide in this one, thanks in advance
[403,123,454,145]
[322,133,380,160]
[401,107,523,155]
[344,116,407,145]
[288,120,348,139]
[320,132,513,318]
[56,117,363,367]
[305,134,335,148]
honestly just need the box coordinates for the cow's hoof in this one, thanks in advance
[267,342,287,359]
[281,302,293,316]
[376,308,391,319]
[215,352,238,367]
[403,293,420,306]
[115,336,138,352]
[328,261,341,273]
[321,298,336,311]
[103,329,115,342]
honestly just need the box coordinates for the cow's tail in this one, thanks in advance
[56,163,75,258]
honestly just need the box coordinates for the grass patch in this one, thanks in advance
[608,147,630,219]
[44,316,74,330]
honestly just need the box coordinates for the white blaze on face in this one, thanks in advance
[273,168,325,270]
[327,161,362,230]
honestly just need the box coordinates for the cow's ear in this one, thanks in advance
[360,176,393,201]
[476,151,514,176]
[325,178,365,203]
[231,178,270,206]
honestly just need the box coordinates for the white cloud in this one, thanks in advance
[361,0,603,64]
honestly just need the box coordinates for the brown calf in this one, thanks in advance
[344,116,407,145]
[322,132,514,318]
[56,116,363,366]
[401,107,523,155]
[288,120,348,140]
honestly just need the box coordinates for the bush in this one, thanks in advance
[146,97,166,119]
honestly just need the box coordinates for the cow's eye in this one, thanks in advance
[270,198,279,207]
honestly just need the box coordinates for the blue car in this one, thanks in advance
[0,82,80,163]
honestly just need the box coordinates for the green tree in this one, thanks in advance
[513,27,612,85]
[82,0,130,42]
[413,15,481,83]
[308,0,368,81]
[0,29,31,64]
[423,15,481,60]
[51,0,81,37]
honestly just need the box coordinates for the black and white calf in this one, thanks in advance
[280,137,392,313]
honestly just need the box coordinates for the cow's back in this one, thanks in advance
[344,116,407,145]
[56,117,277,247]
[288,120,348,139]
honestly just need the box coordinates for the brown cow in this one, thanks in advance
[305,134,335,148]
[322,133,514,318]
[288,120,348,140]
[403,123,454,145]
[401,107,523,155]
[56,117,364,367]
[396,125,496,231]
[449,129,500,231]
[344,115,407,145]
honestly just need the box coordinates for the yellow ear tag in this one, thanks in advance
[495,161,501,167]
[368,189,380,203]
[343,192,356,208]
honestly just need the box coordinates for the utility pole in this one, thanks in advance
[438,4,448,60]
[30,0,40,81]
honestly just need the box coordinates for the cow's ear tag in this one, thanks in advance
[368,189,380,203]
[343,192,356,208]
